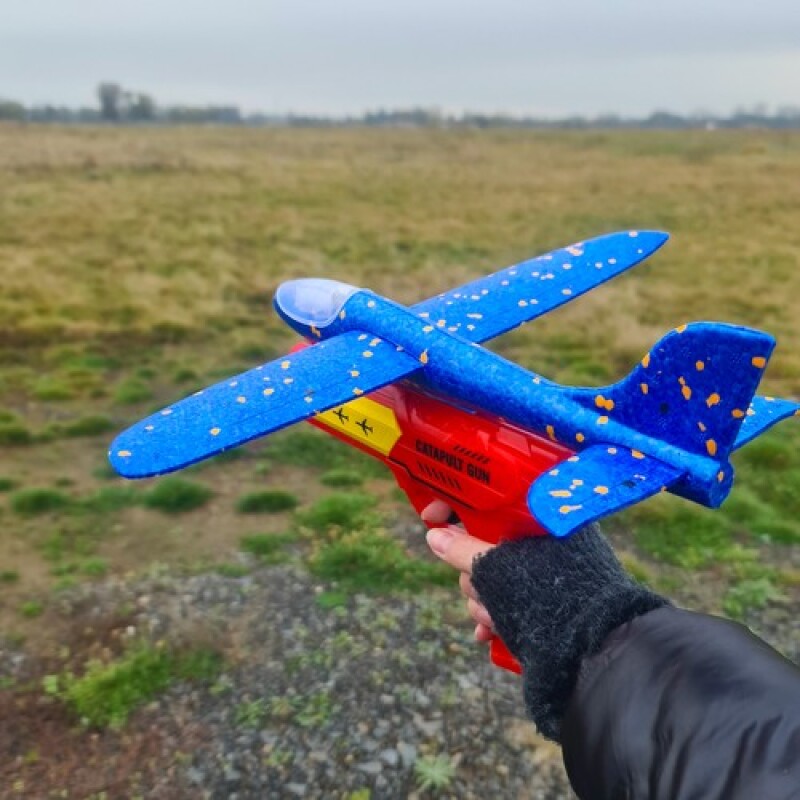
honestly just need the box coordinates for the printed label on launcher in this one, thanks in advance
[415,438,491,485]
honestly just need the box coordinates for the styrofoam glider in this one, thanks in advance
[109,230,800,538]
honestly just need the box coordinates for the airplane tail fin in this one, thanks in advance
[568,323,777,461]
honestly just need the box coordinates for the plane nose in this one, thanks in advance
[274,278,360,329]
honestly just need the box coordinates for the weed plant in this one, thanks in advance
[414,754,456,792]
[113,378,153,405]
[309,528,452,593]
[296,492,379,534]
[142,477,213,513]
[0,420,34,446]
[240,532,297,564]
[320,469,364,488]
[235,490,298,514]
[48,645,221,728]
[19,600,44,618]
[298,493,451,592]
[11,488,72,515]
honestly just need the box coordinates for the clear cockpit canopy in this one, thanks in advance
[275,279,360,329]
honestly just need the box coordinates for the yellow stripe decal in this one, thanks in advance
[315,396,402,457]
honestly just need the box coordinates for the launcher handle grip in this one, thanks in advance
[398,474,525,675]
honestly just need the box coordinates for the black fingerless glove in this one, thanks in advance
[471,525,667,742]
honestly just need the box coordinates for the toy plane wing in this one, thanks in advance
[109,331,421,478]
[527,444,684,538]
[411,230,668,344]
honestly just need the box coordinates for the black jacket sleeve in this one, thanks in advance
[562,606,800,800]
[471,529,800,800]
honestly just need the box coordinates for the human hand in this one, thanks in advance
[421,500,496,644]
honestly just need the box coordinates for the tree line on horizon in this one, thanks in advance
[1,82,799,130]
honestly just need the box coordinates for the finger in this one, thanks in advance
[468,598,494,629]
[426,527,493,575]
[459,571,478,601]
[475,623,493,643]
[420,500,453,525]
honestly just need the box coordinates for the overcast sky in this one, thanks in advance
[2,0,799,116]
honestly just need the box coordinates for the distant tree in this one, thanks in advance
[128,92,157,122]
[0,100,26,121]
[98,82,122,121]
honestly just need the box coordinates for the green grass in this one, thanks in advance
[60,415,116,438]
[113,378,153,405]
[1,127,800,624]
[315,590,349,609]
[142,477,213,513]
[0,477,17,492]
[50,645,221,728]
[172,367,199,384]
[320,469,365,488]
[309,527,452,593]
[261,428,387,478]
[81,485,141,512]
[239,532,296,564]
[296,492,379,534]
[628,502,733,569]
[80,557,109,577]
[215,562,250,578]
[0,420,34,446]
[0,569,20,584]
[234,699,267,729]
[722,427,800,544]
[19,600,44,618]
[235,490,298,514]
[11,487,72,515]
[296,493,451,593]
[723,577,785,619]
[619,554,654,586]
[31,377,74,401]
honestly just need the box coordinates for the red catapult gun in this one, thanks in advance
[305,362,574,674]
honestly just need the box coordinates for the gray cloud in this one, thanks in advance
[2,0,799,114]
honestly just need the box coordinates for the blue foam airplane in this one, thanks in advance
[109,230,800,538]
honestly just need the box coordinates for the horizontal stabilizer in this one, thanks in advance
[528,444,684,538]
[109,331,420,478]
[733,396,800,450]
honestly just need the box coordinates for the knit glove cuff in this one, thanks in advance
[471,525,667,741]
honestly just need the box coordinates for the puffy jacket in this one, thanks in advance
[563,606,800,800]
[470,529,800,800]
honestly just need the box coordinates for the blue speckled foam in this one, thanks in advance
[109,332,420,478]
[109,228,800,538]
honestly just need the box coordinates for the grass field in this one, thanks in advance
[1,124,799,662]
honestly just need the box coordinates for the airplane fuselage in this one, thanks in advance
[295,289,726,506]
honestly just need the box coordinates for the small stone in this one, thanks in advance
[186,767,204,785]
[414,715,443,737]
[224,765,241,783]
[356,761,382,776]
[286,783,307,796]
[397,742,417,767]
[379,748,399,767]
[413,690,431,708]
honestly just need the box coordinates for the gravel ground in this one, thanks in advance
[2,534,798,799]
[1,558,573,799]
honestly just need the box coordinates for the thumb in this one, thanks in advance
[426,527,494,575]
